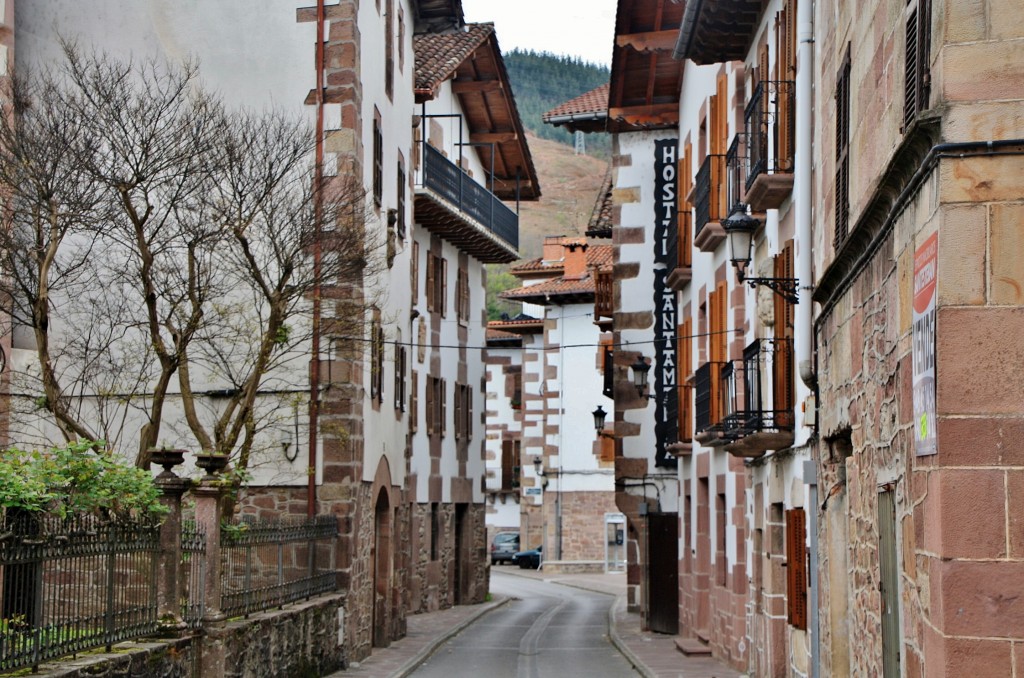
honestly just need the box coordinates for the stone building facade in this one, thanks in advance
[810,0,1024,675]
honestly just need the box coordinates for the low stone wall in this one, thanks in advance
[20,594,345,678]
[541,560,606,574]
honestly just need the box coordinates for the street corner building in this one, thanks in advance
[0,0,538,667]
[546,0,1024,676]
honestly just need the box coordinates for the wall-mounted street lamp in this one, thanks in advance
[532,456,550,488]
[592,404,617,439]
[723,203,799,305]
[630,356,654,399]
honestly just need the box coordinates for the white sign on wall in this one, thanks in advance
[912,232,938,457]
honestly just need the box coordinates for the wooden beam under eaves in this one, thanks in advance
[609,102,679,127]
[470,132,517,143]
[451,79,503,94]
[615,30,679,54]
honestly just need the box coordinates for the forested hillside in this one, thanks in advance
[505,49,611,157]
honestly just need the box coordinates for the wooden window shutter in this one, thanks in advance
[425,253,435,312]
[410,370,419,432]
[835,46,851,247]
[600,434,615,463]
[440,378,447,436]
[708,281,728,424]
[678,143,693,269]
[441,258,448,317]
[678,317,693,442]
[501,440,514,491]
[425,376,434,436]
[757,41,769,90]
[904,0,931,130]
[411,241,419,303]
[467,386,474,439]
[786,509,808,630]
[454,382,463,439]
[373,116,383,207]
[396,161,406,237]
[712,74,729,220]
[773,242,795,426]
[776,0,796,171]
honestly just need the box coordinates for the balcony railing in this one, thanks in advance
[726,135,747,217]
[721,338,795,442]
[694,154,727,240]
[420,142,519,250]
[745,80,796,191]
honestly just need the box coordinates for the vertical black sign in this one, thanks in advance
[653,138,679,468]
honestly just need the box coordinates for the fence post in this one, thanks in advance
[153,450,190,632]
[193,458,229,678]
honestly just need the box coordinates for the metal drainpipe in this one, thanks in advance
[795,0,818,674]
[307,0,326,518]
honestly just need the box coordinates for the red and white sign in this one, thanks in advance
[912,232,937,456]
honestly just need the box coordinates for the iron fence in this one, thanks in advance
[0,514,160,673]
[721,338,796,438]
[694,154,727,240]
[221,516,338,619]
[180,521,207,628]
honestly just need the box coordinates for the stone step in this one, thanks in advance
[675,637,713,656]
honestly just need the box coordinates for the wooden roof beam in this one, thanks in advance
[615,30,679,54]
[470,132,517,144]
[609,102,679,127]
[451,79,503,94]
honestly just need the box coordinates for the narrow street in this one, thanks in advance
[409,571,639,678]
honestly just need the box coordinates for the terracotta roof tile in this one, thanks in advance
[587,169,614,237]
[510,256,559,274]
[413,24,494,97]
[543,83,610,121]
[501,276,597,301]
[486,328,522,342]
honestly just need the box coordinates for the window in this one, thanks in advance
[385,0,394,100]
[426,253,447,315]
[776,0,797,170]
[904,0,932,130]
[678,142,693,270]
[396,158,406,238]
[456,267,470,324]
[373,112,383,208]
[601,337,614,399]
[370,312,384,404]
[835,46,851,247]
[510,369,522,409]
[456,384,473,440]
[394,342,407,412]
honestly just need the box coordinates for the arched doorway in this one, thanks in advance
[372,487,392,648]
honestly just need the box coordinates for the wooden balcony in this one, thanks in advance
[594,267,614,330]
[415,143,519,263]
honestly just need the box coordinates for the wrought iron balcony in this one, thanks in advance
[726,134,747,218]
[693,153,727,252]
[722,338,796,457]
[415,142,519,263]
[744,80,796,211]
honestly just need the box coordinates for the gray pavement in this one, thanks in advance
[329,565,746,678]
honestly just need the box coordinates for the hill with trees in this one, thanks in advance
[504,49,611,157]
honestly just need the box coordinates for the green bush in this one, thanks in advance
[0,441,168,521]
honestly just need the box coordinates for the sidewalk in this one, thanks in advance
[330,567,745,677]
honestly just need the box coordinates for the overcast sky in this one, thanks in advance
[461,0,617,67]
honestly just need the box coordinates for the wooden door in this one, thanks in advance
[646,512,680,634]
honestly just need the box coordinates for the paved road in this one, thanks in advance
[409,570,640,678]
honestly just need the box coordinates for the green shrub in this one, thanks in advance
[0,441,168,521]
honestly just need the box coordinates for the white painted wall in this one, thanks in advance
[614,130,680,515]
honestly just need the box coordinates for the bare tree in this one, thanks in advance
[0,45,380,471]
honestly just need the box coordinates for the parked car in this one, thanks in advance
[490,531,520,565]
[512,545,542,569]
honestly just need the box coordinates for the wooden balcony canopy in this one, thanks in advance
[414,24,541,200]
[608,0,686,133]
[413,0,464,33]
[673,0,767,65]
